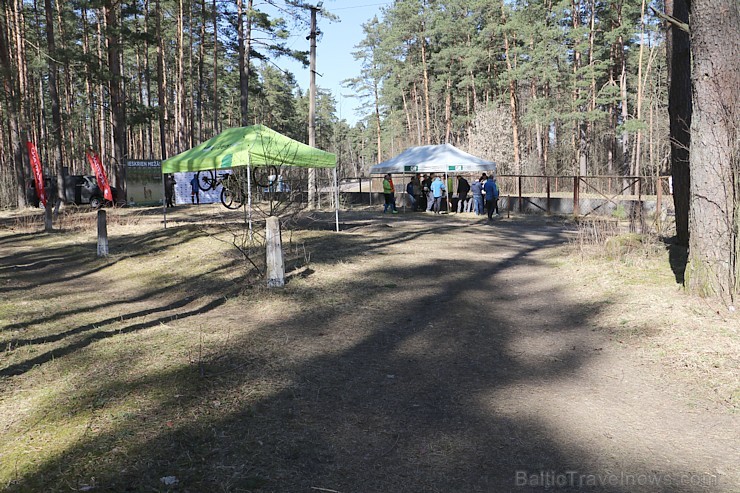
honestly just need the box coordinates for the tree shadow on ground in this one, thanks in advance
[0,225,207,294]
[2,215,724,492]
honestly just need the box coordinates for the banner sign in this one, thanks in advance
[86,150,114,202]
[126,159,161,168]
[26,142,47,207]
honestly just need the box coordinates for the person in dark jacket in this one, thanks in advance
[165,174,176,208]
[456,176,470,213]
[483,175,499,219]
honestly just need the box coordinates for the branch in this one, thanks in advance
[651,7,690,34]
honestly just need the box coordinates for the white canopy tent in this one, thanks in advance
[369,143,496,175]
[369,144,496,211]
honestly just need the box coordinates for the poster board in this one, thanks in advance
[127,159,163,206]
[172,171,224,205]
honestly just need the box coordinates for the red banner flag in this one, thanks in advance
[85,150,114,202]
[26,142,47,207]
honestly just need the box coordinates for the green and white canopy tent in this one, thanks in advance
[161,125,339,230]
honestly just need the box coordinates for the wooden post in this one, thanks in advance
[573,176,580,217]
[265,216,284,288]
[97,210,109,257]
[44,202,53,232]
[638,176,643,233]
[518,175,523,212]
[656,176,663,231]
[546,176,551,215]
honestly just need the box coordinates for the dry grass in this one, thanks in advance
[566,219,739,412]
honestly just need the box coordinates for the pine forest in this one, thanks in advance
[0,0,673,208]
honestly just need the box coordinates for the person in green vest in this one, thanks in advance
[382,173,398,214]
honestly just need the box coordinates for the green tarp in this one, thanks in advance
[161,125,336,173]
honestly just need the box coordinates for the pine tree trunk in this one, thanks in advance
[421,37,431,145]
[444,75,451,144]
[0,0,25,206]
[44,0,64,175]
[685,0,740,300]
[503,30,521,174]
[97,10,106,160]
[374,80,382,163]
[197,0,206,142]
[212,0,219,133]
[238,0,253,126]
[144,0,154,157]
[666,0,691,246]
[156,0,168,160]
[106,0,126,202]
[175,0,184,152]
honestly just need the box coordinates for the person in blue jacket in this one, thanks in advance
[190,174,200,204]
[484,175,499,219]
[430,176,446,214]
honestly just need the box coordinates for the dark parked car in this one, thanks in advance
[64,175,117,208]
[27,175,116,208]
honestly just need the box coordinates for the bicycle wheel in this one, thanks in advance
[197,169,216,191]
[252,165,278,188]
[221,187,243,209]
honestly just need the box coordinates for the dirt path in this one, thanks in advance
[0,208,737,492]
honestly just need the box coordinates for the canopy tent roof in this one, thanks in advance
[369,144,495,175]
[161,125,336,173]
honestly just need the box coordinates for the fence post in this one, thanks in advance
[638,176,643,233]
[97,210,109,257]
[573,176,580,217]
[546,176,551,215]
[656,176,663,231]
[518,175,523,212]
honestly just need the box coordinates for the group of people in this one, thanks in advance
[382,172,500,219]
[464,173,500,219]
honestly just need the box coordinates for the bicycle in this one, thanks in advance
[251,165,278,188]
[195,169,231,191]
[219,173,249,209]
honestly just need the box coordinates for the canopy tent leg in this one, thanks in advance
[247,164,253,240]
[162,174,167,229]
[402,171,406,212]
[334,167,340,232]
[444,171,449,213]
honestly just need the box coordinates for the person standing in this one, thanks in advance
[411,174,423,210]
[484,175,499,219]
[165,174,176,208]
[406,179,417,210]
[456,175,470,213]
[190,174,200,204]
[430,175,446,214]
[382,173,398,214]
[424,173,435,212]
[470,177,484,215]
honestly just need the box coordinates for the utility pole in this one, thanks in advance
[307,3,320,208]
